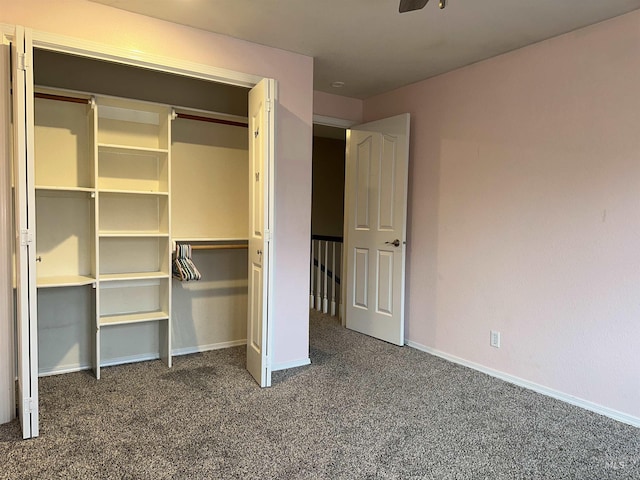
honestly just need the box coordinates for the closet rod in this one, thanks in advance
[190,244,248,251]
[34,92,90,104]
[176,112,248,128]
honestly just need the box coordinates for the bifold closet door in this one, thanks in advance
[0,32,14,425]
[246,78,275,388]
[12,25,39,439]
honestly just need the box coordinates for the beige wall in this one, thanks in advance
[364,11,640,421]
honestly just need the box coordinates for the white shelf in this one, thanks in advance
[99,310,169,327]
[98,143,168,155]
[98,231,169,238]
[172,237,248,243]
[99,188,168,196]
[100,271,169,282]
[36,275,95,288]
[35,185,95,193]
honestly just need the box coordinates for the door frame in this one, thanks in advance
[1,23,276,431]
[312,114,356,326]
[0,27,15,425]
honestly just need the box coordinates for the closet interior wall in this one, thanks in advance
[171,115,249,355]
[32,49,250,376]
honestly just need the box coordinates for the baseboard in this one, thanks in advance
[39,353,159,377]
[272,357,311,371]
[405,340,640,429]
[100,353,160,368]
[172,339,247,357]
[39,364,92,377]
[38,341,248,377]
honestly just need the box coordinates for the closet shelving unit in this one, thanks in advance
[33,90,174,378]
[33,91,97,375]
[33,83,251,378]
[95,97,172,378]
[34,92,96,290]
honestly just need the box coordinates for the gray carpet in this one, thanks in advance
[0,310,639,479]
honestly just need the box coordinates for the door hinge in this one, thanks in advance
[266,98,272,113]
[17,52,29,71]
[23,397,36,414]
[20,229,34,246]
[264,229,271,242]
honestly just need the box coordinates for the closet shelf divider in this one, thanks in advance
[35,185,95,193]
[99,310,170,327]
[98,231,170,238]
[98,143,169,155]
[172,237,248,243]
[98,188,169,196]
[36,275,95,289]
[100,272,169,282]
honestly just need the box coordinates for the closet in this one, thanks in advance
[29,49,253,379]
[9,25,274,441]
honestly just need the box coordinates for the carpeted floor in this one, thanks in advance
[0,310,639,479]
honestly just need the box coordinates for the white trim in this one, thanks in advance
[38,340,249,377]
[0,25,261,88]
[0,23,14,41]
[41,354,314,376]
[172,339,247,357]
[31,30,262,89]
[38,364,92,377]
[39,353,158,376]
[100,353,160,368]
[313,114,356,129]
[0,34,15,423]
[265,79,277,386]
[272,357,311,371]
[406,340,640,429]
[41,352,314,375]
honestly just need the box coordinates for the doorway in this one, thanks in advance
[310,123,346,321]
[310,115,411,345]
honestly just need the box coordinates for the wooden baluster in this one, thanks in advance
[309,241,315,309]
[339,243,344,321]
[315,240,322,311]
[331,242,337,316]
[323,240,329,313]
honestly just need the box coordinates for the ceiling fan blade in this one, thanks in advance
[399,0,429,13]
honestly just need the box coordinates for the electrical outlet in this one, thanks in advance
[490,330,501,348]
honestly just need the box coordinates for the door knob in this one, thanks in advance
[385,239,401,247]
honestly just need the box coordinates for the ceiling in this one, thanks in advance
[89,0,640,99]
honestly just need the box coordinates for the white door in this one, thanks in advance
[12,26,39,438]
[344,114,410,346]
[247,78,275,387]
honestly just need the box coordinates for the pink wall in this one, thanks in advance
[313,90,363,123]
[0,0,313,367]
[364,10,640,419]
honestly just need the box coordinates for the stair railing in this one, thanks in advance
[310,235,343,317]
